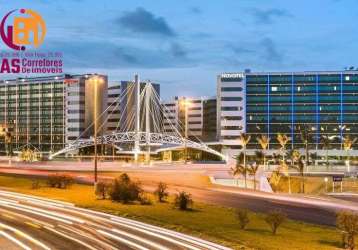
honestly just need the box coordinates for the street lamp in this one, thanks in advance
[180,99,192,163]
[92,76,103,188]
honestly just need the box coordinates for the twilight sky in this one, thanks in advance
[1,0,357,99]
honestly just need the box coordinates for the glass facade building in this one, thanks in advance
[246,71,358,149]
[0,74,108,155]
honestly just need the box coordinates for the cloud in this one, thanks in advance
[116,7,176,37]
[40,39,193,70]
[260,38,283,62]
[249,8,292,24]
[230,45,255,55]
[170,43,188,58]
[190,7,202,14]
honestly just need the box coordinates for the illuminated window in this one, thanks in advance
[271,86,278,92]
[345,76,350,81]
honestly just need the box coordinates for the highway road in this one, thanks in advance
[0,190,230,250]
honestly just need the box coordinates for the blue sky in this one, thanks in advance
[1,0,357,99]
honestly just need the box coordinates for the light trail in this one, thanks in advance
[98,229,150,250]
[0,230,32,250]
[0,190,231,250]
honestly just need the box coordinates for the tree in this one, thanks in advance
[95,181,110,199]
[343,135,357,172]
[237,133,251,188]
[299,125,310,167]
[231,153,248,188]
[174,191,193,210]
[248,151,263,190]
[321,135,331,168]
[279,159,291,194]
[336,211,358,250]
[108,174,143,204]
[269,169,282,192]
[236,208,250,230]
[256,135,270,167]
[277,133,290,162]
[154,182,169,202]
[265,210,287,235]
[288,150,305,193]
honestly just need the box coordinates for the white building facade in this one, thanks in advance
[216,73,246,156]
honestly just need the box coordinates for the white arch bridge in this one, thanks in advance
[49,132,227,161]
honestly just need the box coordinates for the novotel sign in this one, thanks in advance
[221,73,244,78]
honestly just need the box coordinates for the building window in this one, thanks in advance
[221,107,238,111]
[221,97,242,101]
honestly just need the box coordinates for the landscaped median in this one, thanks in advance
[0,174,345,250]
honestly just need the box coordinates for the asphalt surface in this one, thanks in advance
[0,190,230,250]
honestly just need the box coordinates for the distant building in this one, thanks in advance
[0,74,108,155]
[162,96,217,142]
[106,84,121,133]
[203,98,217,142]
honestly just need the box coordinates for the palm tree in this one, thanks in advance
[279,159,291,194]
[231,153,248,188]
[256,135,270,168]
[238,133,251,188]
[288,149,305,193]
[299,125,310,167]
[277,133,290,162]
[342,135,357,172]
[321,135,331,168]
[248,151,264,190]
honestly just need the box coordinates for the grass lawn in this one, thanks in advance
[0,175,344,250]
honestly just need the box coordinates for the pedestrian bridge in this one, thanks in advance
[49,131,227,161]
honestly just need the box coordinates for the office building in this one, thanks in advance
[216,73,246,155]
[0,74,108,155]
[217,71,358,153]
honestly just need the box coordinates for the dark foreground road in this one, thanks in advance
[0,190,230,250]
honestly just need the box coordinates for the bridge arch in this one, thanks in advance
[49,132,227,161]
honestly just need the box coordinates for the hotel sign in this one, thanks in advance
[221,73,244,78]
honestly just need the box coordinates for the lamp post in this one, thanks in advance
[92,76,103,188]
[180,99,191,164]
